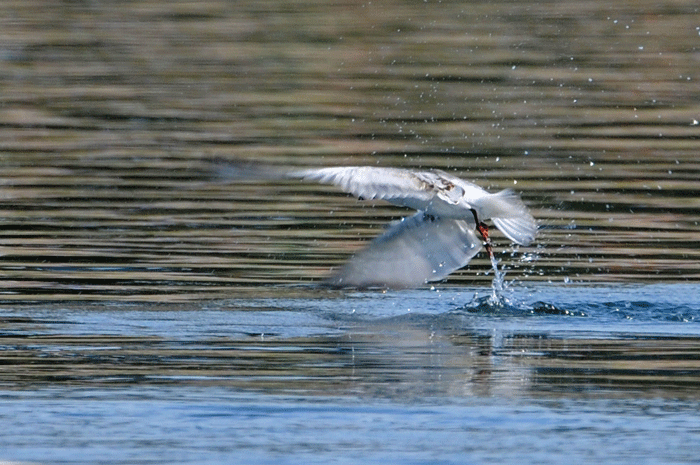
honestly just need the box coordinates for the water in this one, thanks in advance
[4,391,699,465]
[2,0,700,463]
[2,284,700,464]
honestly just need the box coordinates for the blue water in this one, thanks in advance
[4,390,700,465]
[2,283,700,464]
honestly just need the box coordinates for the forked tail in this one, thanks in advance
[482,189,537,246]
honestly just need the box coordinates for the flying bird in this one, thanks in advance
[284,166,537,288]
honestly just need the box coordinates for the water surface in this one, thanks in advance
[1,0,700,463]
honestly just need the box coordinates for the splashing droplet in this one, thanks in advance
[488,253,506,305]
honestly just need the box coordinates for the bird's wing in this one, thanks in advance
[288,166,440,205]
[326,213,482,289]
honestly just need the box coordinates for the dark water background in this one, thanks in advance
[1,0,700,463]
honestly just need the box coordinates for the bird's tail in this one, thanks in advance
[481,189,537,246]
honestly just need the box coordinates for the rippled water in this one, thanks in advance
[1,0,700,463]
[2,284,700,464]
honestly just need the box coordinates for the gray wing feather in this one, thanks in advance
[289,167,437,204]
[326,213,482,289]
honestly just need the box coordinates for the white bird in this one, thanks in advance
[285,166,537,288]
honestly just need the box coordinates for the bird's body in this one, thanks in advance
[284,166,537,288]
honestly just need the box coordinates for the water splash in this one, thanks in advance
[460,292,579,316]
[488,252,506,304]
[460,253,514,312]
[459,252,580,316]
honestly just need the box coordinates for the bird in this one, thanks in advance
[284,166,537,289]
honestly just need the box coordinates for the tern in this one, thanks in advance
[285,166,537,289]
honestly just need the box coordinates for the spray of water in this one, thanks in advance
[461,249,575,316]
[488,252,506,305]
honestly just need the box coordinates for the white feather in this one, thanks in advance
[327,213,482,288]
[288,167,437,208]
[290,167,536,245]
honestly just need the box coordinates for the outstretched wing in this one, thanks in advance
[288,166,441,206]
[326,212,482,289]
